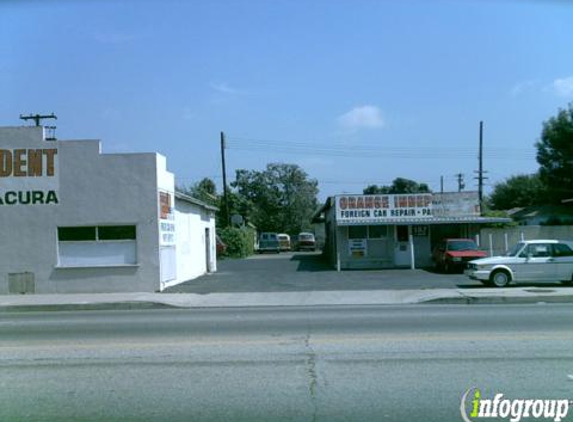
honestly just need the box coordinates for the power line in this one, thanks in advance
[227,136,535,153]
[224,137,535,160]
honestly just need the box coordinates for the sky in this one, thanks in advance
[1,0,572,202]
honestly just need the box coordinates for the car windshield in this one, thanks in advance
[447,240,478,251]
[506,242,525,257]
[300,234,314,240]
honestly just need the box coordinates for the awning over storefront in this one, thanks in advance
[337,216,512,226]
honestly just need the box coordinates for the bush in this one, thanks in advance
[218,227,255,258]
[481,209,517,228]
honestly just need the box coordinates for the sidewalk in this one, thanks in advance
[2,287,573,311]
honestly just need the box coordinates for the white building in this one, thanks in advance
[0,126,217,294]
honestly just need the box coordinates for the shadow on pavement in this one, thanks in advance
[290,253,333,272]
[422,267,465,275]
[456,282,570,289]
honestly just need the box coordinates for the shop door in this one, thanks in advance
[394,226,410,267]
[205,228,212,273]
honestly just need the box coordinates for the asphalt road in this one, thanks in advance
[2,305,573,422]
[167,252,480,293]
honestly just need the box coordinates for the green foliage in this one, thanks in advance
[480,208,517,228]
[488,174,545,210]
[178,178,251,229]
[536,103,573,204]
[364,178,431,195]
[177,178,218,206]
[232,163,319,234]
[218,227,255,258]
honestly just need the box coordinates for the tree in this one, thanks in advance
[488,174,545,210]
[363,184,390,194]
[232,163,319,234]
[536,103,573,203]
[363,178,431,195]
[178,177,218,206]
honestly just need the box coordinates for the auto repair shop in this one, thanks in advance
[317,192,510,270]
[0,125,217,294]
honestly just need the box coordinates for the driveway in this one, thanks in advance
[166,252,483,294]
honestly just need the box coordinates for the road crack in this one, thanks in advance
[305,326,319,422]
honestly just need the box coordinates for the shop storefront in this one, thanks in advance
[317,192,510,270]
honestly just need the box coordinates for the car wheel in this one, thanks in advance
[444,261,451,274]
[490,270,511,288]
[561,274,573,285]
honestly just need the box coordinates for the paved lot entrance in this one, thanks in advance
[166,252,480,293]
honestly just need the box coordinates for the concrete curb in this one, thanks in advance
[0,302,176,313]
[2,288,573,311]
[424,295,573,305]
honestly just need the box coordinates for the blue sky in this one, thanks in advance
[1,0,572,201]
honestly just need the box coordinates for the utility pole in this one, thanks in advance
[220,131,231,227]
[19,113,57,126]
[456,173,465,192]
[440,176,444,194]
[474,121,488,212]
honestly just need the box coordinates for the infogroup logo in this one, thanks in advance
[460,388,571,422]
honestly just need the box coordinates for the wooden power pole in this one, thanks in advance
[474,121,488,212]
[220,131,231,227]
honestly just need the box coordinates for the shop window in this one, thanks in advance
[57,227,96,241]
[98,226,136,240]
[57,225,137,267]
[368,225,388,239]
[348,226,367,239]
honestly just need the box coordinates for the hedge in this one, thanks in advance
[218,227,256,258]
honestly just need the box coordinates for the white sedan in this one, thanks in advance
[466,239,573,287]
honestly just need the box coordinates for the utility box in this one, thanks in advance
[8,272,36,294]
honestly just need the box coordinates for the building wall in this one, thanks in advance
[164,199,216,290]
[312,223,326,251]
[0,127,163,293]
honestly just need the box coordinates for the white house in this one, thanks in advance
[0,126,217,294]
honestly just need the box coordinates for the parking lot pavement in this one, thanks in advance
[165,252,482,294]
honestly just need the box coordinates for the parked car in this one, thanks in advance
[258,232,280,253]
[466,239,573,287]
[277,234,291,251]
[296,232,316,251]
[432,238,487,273]
[216,235,227,257]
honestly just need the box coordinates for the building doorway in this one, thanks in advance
[205,228,212,273]
[394,225,410,266]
